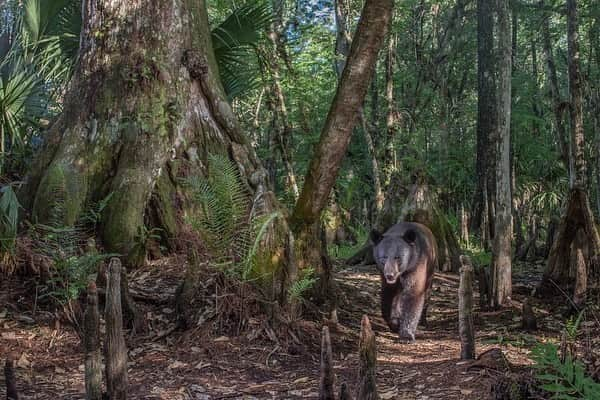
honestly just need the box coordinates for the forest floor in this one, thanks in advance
[0,258,576,399]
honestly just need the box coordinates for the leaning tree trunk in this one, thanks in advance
[21,0,274,267]
[290,0,393,300]
[540,0,600,295]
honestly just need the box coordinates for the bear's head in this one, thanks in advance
[370,228,418,285]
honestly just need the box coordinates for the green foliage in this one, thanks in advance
[329,225,368,259]
[287,267,317,303]
[565,312,584,340]
[531,342,600,399]
[0,184,19,254]
[0,0,79,171]
[210,1,273,98]
[462,240,492,267]
[41,251,114,305]
[186,154,281,280]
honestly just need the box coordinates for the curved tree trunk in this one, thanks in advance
[21,0,273,266]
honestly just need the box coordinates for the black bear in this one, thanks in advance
[371,222,437,341]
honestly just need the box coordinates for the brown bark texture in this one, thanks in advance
[319,326,336,400]
[491,0,513,308]
[21,0,273,267]
[459,256,475,360]
[472,0,496,238]
[84,281,103,400]
[104,258,128,400]
[5,358,19,400]
[355,315,379,400]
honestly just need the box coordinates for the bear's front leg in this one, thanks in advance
[391,288,425,343]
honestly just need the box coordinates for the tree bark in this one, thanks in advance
[319,326,336,400]
[290,0,393,297]
[267,15,299,200]
[4,358,19,400]
[567,0,585,189]
[104,258,128,400]
[472,0,497,241]
[459,256,475,360]
[382,35,398,188]
[541,1,569,166]
[540,0,600,297]
[334,0,384,230]
[21,0,273,267]
[490,0,512,309]
[355,315,379,400]
[84,282,102,400]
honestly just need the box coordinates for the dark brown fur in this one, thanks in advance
[371,222,437,341]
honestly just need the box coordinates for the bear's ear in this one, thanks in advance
[370,229,383,245]
[403,229,417,245]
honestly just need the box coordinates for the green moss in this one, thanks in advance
[33,162,88,226]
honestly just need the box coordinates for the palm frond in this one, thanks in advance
[210,1,273,99]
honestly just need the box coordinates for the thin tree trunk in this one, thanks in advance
[491,0,512,308]
[334,0,352,76]
[361,112,384,223]
[382,35,398,188]
[530,39,542,136]
[472,0,496,239]
[541,2,570,166]
[567,0,585,189]
[267,22,299,200]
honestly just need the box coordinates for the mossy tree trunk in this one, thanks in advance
[21,0,273,266]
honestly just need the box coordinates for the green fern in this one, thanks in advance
[186,154,250,262]
[287,267,317,303]
[186,154,281,280]
[531,342,600,399]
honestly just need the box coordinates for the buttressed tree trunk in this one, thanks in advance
[290,0,393,296]
[541,0,600,296]
[21,0,273,265]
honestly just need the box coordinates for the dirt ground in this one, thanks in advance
[0,260,570,399]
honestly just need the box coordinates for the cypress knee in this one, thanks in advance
[355,315,379,400]
[5,358,19,400]
[104,258,128,400]
[459,256,476,360]
[84,281,103,400]
[319,326,336,400]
